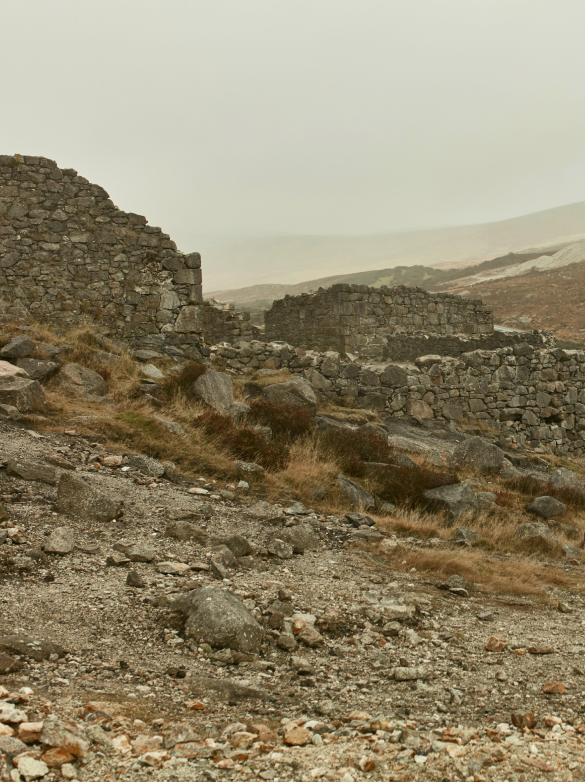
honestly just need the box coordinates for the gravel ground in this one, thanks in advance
[2,419,585,781]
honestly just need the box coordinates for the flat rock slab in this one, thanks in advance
[0,635,65,661]
[184,676,273,702]
[0,652,24,673]
[16,358,59,380]
[7,459,56,484]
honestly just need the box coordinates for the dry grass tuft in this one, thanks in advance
[368,539,584,596]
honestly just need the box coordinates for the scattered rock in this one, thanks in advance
[394,666,431,681]
[126,454,165,478]
[336,474,375,510]
[0,635,64,661]
[423,482,478,522]
[277,524,320,554]
[0,360,29,379]
[267,538,294,559]
[485,636,508,652]
[454,527,479,545]
[283,724,311,746]
[262,378,317,415]
[235,460,265,479]
[42,526,75,555]
[191,368,234,414]
[56,473,123,523]
[54,363,108,397]
[39,717,89,757]
[562,544,582,560]
[0,334,35,359]
[542,681,567,694]
[171,585,264,653]
[164,520,208,543]
[549,467,583,491]
[6,459,56,484]
[0,376,45,412]
[0,652,24,674]
[16,358,59,380]
[452,436,505,473]
[15,755,49,779]
[514,521,560,550]
[527,496,567,519]
[126,570,145,588]
[213,535,252,557]
[156,561,191,576]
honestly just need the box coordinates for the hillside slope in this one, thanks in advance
[202,200,585,292]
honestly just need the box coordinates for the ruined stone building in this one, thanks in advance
[0,154,251,357]
[265,284,551,361]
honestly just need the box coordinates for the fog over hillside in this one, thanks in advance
[204,200,585,295]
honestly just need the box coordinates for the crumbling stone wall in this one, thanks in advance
[201,300,253,344]
[210,339,585,456]
[0,154,250,356]
[383,329,555,362]
[264,284,494,359]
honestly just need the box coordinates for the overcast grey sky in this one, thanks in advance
[4,2,585,255]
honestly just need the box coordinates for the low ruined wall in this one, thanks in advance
[264,284,493,359]
[211,339,585,456]
[202,300,253,345]
[383,329,556,362]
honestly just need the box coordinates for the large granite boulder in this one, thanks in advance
[423,482,479,522]
[0,334,34,359]
[54,363,108,397]
[514,521,560,551]
[16,357,59,380]
[56,473,122,523]
[0,376,45,411]
[337,474,375,510]
[527,496,566,519]
[0,359,29,379]
[278,523,320,554]
[452,436,505,473]
[262,378,317,415]
[191,368,234,414]
[549,468,583,491]
[170,585,264,653]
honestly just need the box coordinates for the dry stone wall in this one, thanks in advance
[265,284,494,359]
[211,339,585,456]
[0,154,248,356]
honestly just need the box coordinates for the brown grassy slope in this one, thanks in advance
[443,262,585,343]
[6,320,585,597]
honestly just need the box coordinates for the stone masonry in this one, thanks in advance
[211,339,585,456]
[264,283,494,359]
[0,154,249,355]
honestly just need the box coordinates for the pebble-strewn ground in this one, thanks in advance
[2,420,585,781]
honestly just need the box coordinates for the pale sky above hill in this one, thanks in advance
[4,1,585,281]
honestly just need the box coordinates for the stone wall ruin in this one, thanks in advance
[265,284,495,360]
[212,339,585,456]
[0,154,248,356]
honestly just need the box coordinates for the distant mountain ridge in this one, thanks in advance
[202,199,585,294]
